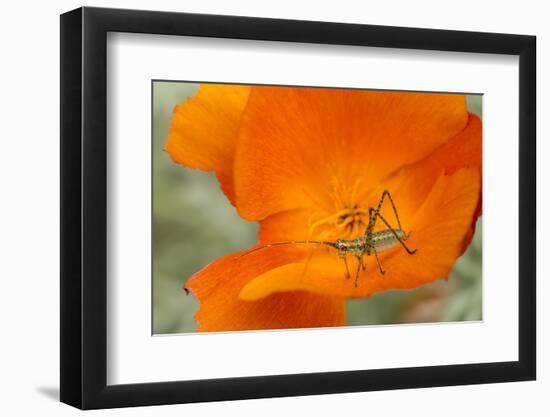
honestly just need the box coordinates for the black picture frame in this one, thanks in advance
[60,6,536,410]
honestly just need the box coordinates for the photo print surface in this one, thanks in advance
[152,81,482,334]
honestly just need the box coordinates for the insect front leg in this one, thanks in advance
[337,250,351,279]
[354,256,363,287]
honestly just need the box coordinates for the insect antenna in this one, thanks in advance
[236,240,337,259]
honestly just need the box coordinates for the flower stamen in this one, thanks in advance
[308,205,369,239]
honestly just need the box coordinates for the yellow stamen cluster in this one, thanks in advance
[307,178,369,239]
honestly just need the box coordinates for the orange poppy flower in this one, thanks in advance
[166,84,482,332]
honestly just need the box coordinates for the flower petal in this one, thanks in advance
[378,113,481,207]
[370,113,482,250]
[234,87,468,220]
[256,114,481,249]
[258,208,316,243]
[185,247,346,331]
[165,84,250,203]
[240,167,480,299]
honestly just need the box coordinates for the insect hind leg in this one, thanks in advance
[371,189,403,230]
[374,211,417,255]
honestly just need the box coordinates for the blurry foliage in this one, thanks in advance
[153,82,482,334]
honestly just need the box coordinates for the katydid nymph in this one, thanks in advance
[238,190,417,287]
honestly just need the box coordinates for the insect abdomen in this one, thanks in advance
[371,229,406,252]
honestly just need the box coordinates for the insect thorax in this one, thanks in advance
[335,238,367,256]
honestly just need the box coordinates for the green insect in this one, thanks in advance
[239,190,417,287]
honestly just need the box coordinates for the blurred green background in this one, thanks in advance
[152,81,483,334]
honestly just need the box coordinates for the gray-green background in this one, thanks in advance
[153,81,483,334]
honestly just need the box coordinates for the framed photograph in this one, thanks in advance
[60,6,536,409]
